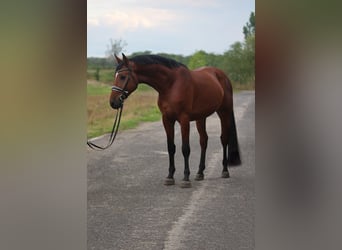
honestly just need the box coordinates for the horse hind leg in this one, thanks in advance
[217,110,231,178]
[227,110,241,166]
[195,118,208,181]
[179,117,191,188]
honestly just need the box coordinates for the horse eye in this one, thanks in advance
[119,75,126,81]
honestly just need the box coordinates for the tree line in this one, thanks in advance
[88,12,254,85]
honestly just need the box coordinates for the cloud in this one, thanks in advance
[88,8,180,32]
[164,0,220,8]
[128,0,221,9]
[87,18,99,27]
[87,0,255,56]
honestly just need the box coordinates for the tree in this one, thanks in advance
[105,38,128,64]
[243,12,255,39]
[130,50,152,57]
[221,11,255,85]
[223,42,248,83]
[188,50,208,70]
[94,67,100,81]
[244,34,255,82]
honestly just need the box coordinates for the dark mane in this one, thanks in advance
[116,54,187,72]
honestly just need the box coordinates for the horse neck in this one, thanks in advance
[133,64,175,94]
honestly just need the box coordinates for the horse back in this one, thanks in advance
[191,66,232,96]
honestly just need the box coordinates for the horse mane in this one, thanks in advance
[116,54,187,71]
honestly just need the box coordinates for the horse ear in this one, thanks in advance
[122,53,129,66]
[114,54,122,64]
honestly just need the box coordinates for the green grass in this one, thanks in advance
[119,106,161,130]
[87,82,160,138]
[87,83,111,95]
[232,81,255,91]
[136,83,154,92]
[87,82,154,96]
[87,69,115,83]
[87,68,161,89]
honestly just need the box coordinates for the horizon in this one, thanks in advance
[87,50,228,59]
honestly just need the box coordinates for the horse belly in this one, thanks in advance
[189,89,223,120]
[189,109,216,121]
[190,102,221,120]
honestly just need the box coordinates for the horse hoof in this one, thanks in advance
[180,180,192,188]
[164,178,175,186]
[195,174,204,181]
[221,171,230,178]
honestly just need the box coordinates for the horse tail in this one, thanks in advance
[216,69,241,166]
[228,109,241,166]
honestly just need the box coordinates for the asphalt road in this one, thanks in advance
[88,91,255,250]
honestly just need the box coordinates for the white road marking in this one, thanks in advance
[153,151,169,155]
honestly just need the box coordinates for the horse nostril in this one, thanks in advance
[110,100,116,109]
[110,99,122,109]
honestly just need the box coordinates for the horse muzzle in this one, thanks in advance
[110,96,123,109]
[110,94,128,109]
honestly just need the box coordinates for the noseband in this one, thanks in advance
[112,67,132,102]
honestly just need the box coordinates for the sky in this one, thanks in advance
[87,0,255,57]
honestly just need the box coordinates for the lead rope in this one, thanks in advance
[87,105,124,150]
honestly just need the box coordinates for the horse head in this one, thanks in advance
[110,53,138,109]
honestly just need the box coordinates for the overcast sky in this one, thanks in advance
[87,0,255,57]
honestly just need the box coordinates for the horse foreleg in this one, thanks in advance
[180,117,191,188]
[162,116,176,185]
[195,118,208,181]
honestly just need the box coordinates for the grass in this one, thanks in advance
[232,81,255,91]
[87,69,116,84]
[87,82,111,95]
[87,81,161,138]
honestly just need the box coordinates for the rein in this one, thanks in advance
[87,67,131,150]
[87,106,124,150]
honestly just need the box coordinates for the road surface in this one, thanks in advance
[88,91,255,250]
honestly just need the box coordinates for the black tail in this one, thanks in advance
[228,110,241,166]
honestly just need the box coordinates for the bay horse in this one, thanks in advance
[110,53,241,188]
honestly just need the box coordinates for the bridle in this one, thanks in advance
[87,66,133,150]
[111,67,132,104]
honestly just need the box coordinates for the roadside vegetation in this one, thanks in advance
[87,78,160,138]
